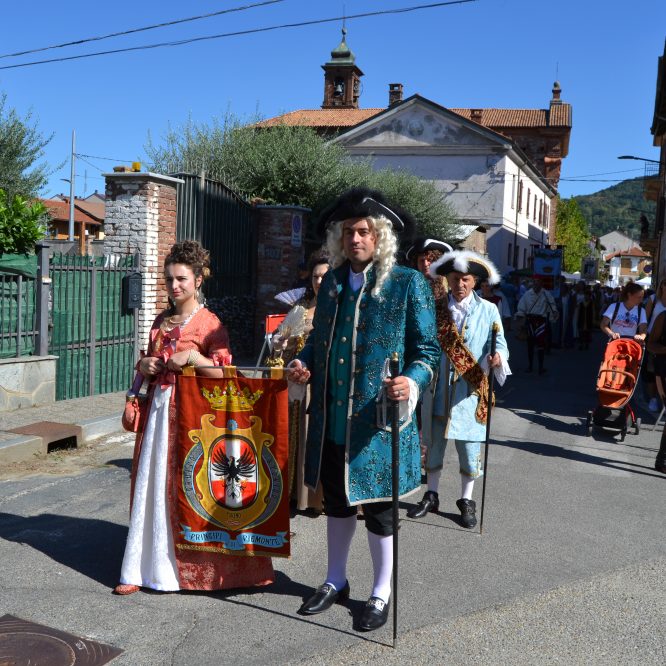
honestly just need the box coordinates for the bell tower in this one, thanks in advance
[322,27,363,109]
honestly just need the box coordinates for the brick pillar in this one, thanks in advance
[103,171,183,353]
[253,205,311,345]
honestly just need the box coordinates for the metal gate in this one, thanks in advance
[48,253,138,400]
[174,173,255,298]
[0,255,37,359]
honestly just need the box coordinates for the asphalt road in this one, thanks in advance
[1,331,664,665]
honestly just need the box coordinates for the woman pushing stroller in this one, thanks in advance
[586,282,647,441]
[599,282,647,342]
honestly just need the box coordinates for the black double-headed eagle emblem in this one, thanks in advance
[211,447,256,500]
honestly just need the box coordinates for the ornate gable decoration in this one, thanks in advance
[333,96,511,153]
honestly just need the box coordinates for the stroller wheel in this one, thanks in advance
[620,428,627,442]
[634,417,641,435]
[586,410,593,436]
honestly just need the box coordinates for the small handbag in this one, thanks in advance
[122,369,148,433]
[122,395,147,433]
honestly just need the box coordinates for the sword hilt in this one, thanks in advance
[389,351,400,383]
[490,322,499,359]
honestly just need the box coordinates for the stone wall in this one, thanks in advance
[0,356,57,411]
[103,176,312,360]
[104,172,182,352]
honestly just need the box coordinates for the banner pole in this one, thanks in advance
[390,352,400,648]
[479,323,499,535]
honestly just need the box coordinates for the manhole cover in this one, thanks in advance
[0,615,122,665]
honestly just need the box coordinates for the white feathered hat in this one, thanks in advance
[429,250,500,285]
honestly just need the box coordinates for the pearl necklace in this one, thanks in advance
[163,304,201,332]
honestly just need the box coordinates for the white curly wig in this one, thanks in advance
[326,215,397,298]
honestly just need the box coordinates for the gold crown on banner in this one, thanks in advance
[201,382,263,412]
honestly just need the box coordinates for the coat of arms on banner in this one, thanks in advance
[176,375,290,558]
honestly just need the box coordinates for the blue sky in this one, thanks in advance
[1,0,664,201]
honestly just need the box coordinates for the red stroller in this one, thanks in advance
[586,338,643,441]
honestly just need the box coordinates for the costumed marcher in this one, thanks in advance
[599,282,647,342]
[271,252,330,366]
[575,288,595,350]
[405,237,453,281]
[288,188,440,631]
[642,279,666,412]
[405,237,452,466]
[479,277,512,322]
[406,251,510,528]
[515,278,558,374]
[271,251,330,514]
[114,240,274,595]
[646,310,666,474]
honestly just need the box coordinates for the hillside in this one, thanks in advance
[573,177,656,240]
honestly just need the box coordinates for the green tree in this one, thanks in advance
[0,93,54,199]
[555,197,591,273]
[575,177,656,240]
[0,189,47,255]
[146,114,460,241]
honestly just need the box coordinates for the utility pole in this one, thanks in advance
[68,130,76,241]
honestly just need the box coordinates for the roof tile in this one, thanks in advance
[42,200,102,226]
[258,103,573,130]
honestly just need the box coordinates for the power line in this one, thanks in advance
[0,1,477,71]
[561,168,643,178]
[77,156,105,172]
[0,0,286,60]
[77,153,136,163]
[559,178,640,183]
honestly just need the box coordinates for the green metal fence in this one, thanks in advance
[49,253,137,400]
[0,255,38,358]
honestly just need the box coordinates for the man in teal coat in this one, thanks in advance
[289,188,439,631]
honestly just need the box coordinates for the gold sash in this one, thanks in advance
[436,298,492,424]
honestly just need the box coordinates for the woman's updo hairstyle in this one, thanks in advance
[164,240,211,280]
[621,281,644,302]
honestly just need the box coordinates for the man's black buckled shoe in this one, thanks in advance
[299,581,350,615]
[358,596,390,631]
[456,498,477,528]
[406,490,439,519]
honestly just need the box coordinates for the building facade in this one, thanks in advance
[259,29,572,268]
[330,95,556,273]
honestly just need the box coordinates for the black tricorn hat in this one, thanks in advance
[317,187,414,238]
[405,237,453,261]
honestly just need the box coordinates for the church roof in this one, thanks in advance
[256,108,384,128]
[258,103,572,131]
[325,27,356,66]
[450,106,572,128]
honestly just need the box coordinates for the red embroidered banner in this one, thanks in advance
[175,374,290,558]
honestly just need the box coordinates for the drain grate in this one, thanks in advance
[0,615,123,665]
[8,421,82,456]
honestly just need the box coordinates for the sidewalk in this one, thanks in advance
[0,355,257,465]
[0,391,125,464]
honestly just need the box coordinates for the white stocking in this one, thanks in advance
[427,468,442,494]
[461,475,475,500]
[324,515,356,591]
[367,531,393,604]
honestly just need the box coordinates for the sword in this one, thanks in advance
[389,351,400,648]
[479,322,499,535]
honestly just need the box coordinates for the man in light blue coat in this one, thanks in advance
[407,250,510,528]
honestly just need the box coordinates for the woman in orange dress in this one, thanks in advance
[114,240,274,594]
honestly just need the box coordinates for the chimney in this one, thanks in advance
[470,108,483,123]
[551,81,562,105]
[388,83,403,106]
